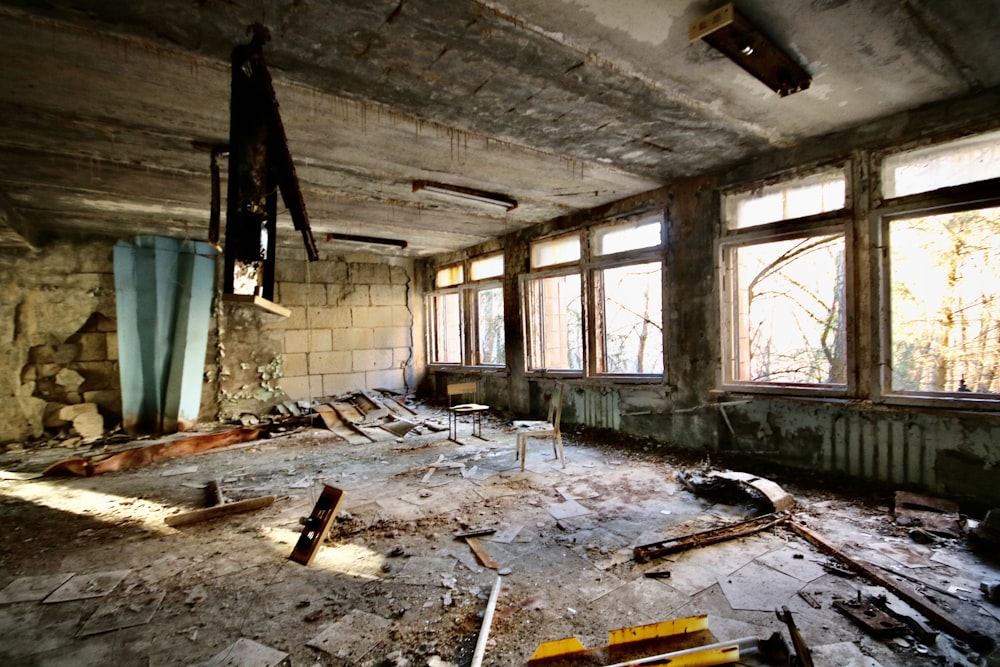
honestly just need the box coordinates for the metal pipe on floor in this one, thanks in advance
[601,636,759,667]
[471,575,503,667]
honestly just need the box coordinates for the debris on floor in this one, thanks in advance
[164,479,275,527]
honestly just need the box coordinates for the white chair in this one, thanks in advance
[447,381,489,443]
[515,383,565,470]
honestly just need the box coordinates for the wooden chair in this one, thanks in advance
[447,381,489,443]
[515,383,565,470]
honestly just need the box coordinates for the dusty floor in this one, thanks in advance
[1,405,999,667]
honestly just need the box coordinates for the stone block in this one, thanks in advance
[277,375,310,400]
[73,411,105,439]
[392,305,413,327]
[309,350,352,375]
[28,344,55,364]
[309,329,332,352]
[275,260,306,283]
[55,368,85,390]
[390,265,411,285]
[366,369,405,392]
[54,343,80,364]
[331,328,374,351]
[282,352,308,377]
[76,361,117,391]
[373,326,410,350]
[351,306,394,329]
[37,363,60,378]
[393,347,412,369]
[352,349,393,372]
[370,284,408,306]
[310,259,348,283]
[323,372,367,397]
[16,396,47,438]
[278,282,327,306]
[106,332,118,361]
[328,283,370,307]
[349,262,390,285]
[306,306,352,330]
[284,329,311,354]
[73,333,107,362]
[59,402,98,421]
[83,390,120,417]
[44,402,69,428]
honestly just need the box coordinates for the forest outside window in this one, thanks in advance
[720,167,850,391]
[879,130,1000,403]
[426,255,506,368]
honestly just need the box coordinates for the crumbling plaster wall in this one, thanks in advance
[218,247,417,418]
[0,240,119,445]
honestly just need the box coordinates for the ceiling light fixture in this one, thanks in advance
[413,180,518,212]
[326,232,408,249]
[689,3,811,97]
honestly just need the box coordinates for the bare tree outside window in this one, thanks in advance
[889,206,1000,393]
[730,234,846,384]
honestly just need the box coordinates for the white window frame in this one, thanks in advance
[426,255,507,370]
[522,214,667,381]
[719,164,854,397]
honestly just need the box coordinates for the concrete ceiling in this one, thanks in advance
[0,0,997,256]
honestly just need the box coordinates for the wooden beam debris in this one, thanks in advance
[633,513,789,563]
[789,520,994,653]
[165,479,274,527]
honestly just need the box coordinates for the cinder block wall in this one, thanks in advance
[263,248,417,403]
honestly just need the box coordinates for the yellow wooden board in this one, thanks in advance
[608,614,709,646]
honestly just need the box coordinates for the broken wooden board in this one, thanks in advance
[331,401,365,424]
[381,417,418,437]
[789,520,995,653]
[165,495,275,527]
[528,614,753,666]
[633,513,788,563]
[355,390,389,423]
[466,537,499,570]
[290,484,344,566]
[314,403,371,445]
[42,426,262,477]
[382,395,418,418]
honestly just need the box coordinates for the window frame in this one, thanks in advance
[425,254,507,371]
[521,266,586,375]
[522,215,667,381]
[718,162,855,397]
[874,178,1000,409]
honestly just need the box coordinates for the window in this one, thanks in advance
[720,167,849,391]
[724,169,846,229]
[879,130,1000,402]
[427,292,461,364]
[595,261,663,374]
[524,272,583,371]
[523,218,665,377]
[531,234,581,268]
[886,205,1000,395]
[426,254,505,368]
[882,129,1000,199]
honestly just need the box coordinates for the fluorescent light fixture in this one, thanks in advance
[413,180,518,212]
[689,3,811,97]
[326,232,408,249]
